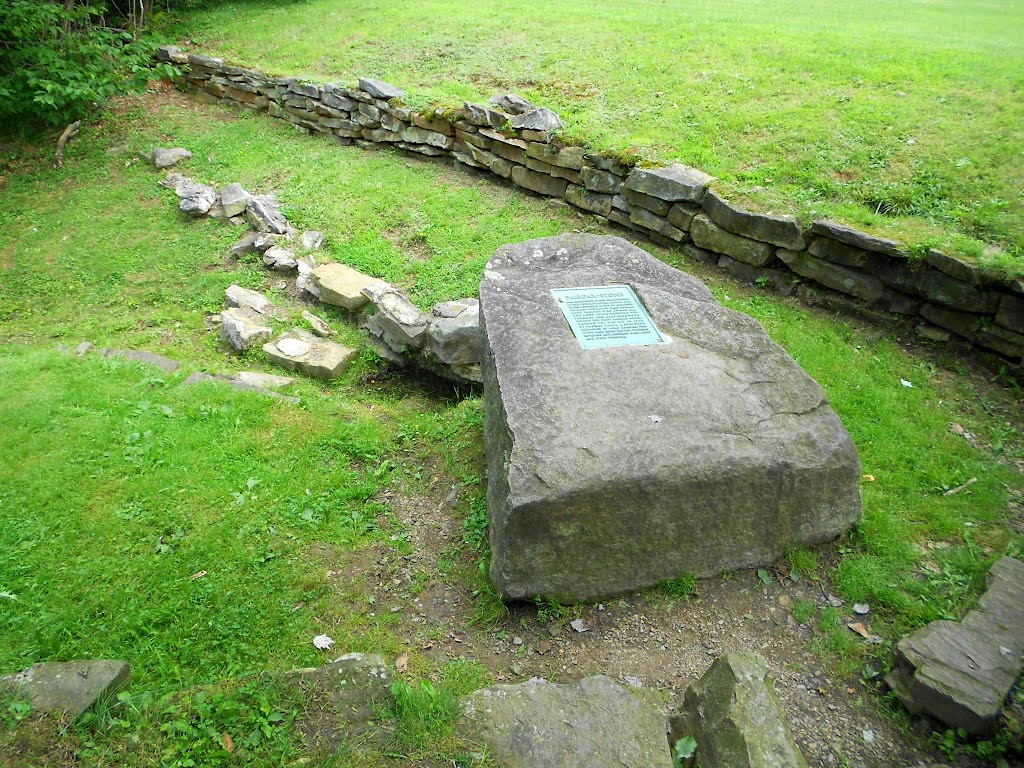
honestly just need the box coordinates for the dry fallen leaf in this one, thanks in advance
[537,640,552,655]
[221,733,234,753]
[861,474,876,482]
[848,622,883,644]
[848,622,871,638]
[396,653,409,674]
[190,570,207,581]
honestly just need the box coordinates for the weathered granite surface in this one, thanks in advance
[460,675,673,768]
[1,660,131,719]
[679,653,807,768]
[886,556,1024,735]
[480,234,860,600]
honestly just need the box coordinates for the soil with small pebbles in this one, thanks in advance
[326,485,971,768]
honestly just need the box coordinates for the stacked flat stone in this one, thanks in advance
[162,46,1023,368]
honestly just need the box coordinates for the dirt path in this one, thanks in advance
[340,485,952,768]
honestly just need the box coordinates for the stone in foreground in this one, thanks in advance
[480,234,860,600]
[886,556,1024,735]
[220,307,272,351]
[1,660,130,719]
[263,329,357,380]
[679,653,807,768]
[284,653,394,752]
[460,675,672,768]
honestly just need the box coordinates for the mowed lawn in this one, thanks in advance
[0,92,1022,764]
[183,0,1024,271]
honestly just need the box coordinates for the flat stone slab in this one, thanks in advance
[182,371,299,403]
[313,263,384,310]
[886,556,1024,735]
[480,234,860,600]
[1,660,130,718]
[99,347,180,373]
[263,328,357,380]
[460,675,672,768]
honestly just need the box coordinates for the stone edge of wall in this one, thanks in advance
[157,46,1024,369]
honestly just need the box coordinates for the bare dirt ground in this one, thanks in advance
[337,486,960,768]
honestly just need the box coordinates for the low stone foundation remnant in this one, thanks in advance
[154,45,1023,372]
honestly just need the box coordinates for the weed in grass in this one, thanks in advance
[786,546,820,582]
[659,572,698,600]
[533,596,570,625]
[810,607,867,677]
[387,660,489,759]
[469,577,509,630]
[793,599,817,625]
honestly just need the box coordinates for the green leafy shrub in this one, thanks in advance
[0,1,174,128]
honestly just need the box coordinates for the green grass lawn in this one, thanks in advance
[179,0,1024,272]
[1,92,1022,765]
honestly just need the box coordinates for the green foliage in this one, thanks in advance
[0,1,174,129]
[389,661,489,756]
[786,546,820,582]
[672,736,698,767]
[792,599,817,625]
[659,572,698,599]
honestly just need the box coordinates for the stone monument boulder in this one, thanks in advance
[480,234,860,600]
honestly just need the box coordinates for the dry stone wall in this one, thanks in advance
[157,46,1024,369]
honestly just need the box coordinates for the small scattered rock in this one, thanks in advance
[357,77,405,100]
[233,371,295,389]
[246,194,289,234]
[225,284,276,316]
[99,347,180,373]
[302,310,334,337]
[151,147,192,169]
[510,108,564,132]
[219,182,252,218]
[229,231,262,258]
[300,230,325,250]
[886,556,1024,735]
[313,263,384,309]
[679,652,807,768]
[284,653,394,753]
[220,307,273,351]
[489,93,536,116]
[461,675,672,768]
[263,246,298,271]
[361,283,428,348]
[182,371,298,403]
